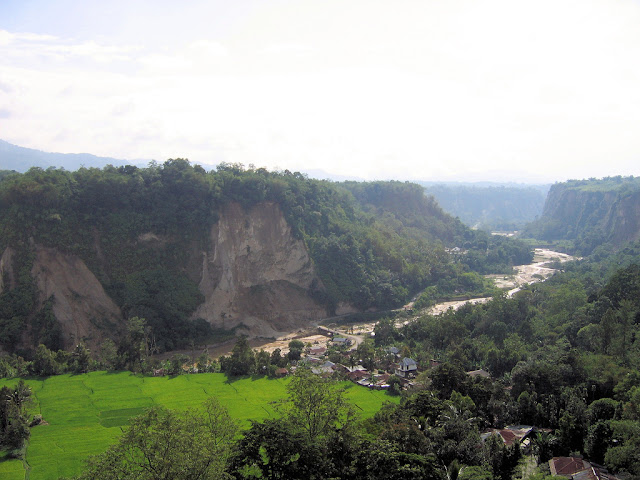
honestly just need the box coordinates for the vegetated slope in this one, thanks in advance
[524,176,640,254]
[419,182,548,230]
[370,240,640,478]
[0,161,530,354]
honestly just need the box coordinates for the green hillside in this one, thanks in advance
[0,162,532,353]
[0,372,395,480]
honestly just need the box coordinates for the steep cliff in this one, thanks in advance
[193,202,328,337]
[524,177,640,253]
[0,201,329,350]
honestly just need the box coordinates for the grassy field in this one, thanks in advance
[0,372,397,480]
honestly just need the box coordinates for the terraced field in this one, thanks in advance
[0,372,396,480]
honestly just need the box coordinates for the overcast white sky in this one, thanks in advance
[1,0,640,182]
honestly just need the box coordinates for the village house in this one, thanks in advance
[386,346,400,357]
[480,425,534,446]
[395,357,418,378]
[311,360,336,376]
[549,457,619,480]
[308,345,327,356]
[332,337,351,346]
[347,369,370,382]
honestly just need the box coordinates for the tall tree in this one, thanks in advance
[285,368,355,443]
[73,398,237,480]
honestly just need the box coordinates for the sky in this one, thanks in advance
[1,0,640,183]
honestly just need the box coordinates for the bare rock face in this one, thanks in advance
[194,202,328,337]
[31,246,124,349]
[541,185,640,246]
[13,202,332,349]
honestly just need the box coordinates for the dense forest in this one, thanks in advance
[0,162,531,355]
[2,171,640,478]
[365,239,640,478]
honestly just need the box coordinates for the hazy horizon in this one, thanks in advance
[2,0,640,184]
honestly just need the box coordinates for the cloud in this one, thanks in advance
[0,108,11,119]
[44,41,140,63]
[0,30,12,46]
[188,40,228,57]
[2,1,640,182]
[260,43,314,56]
[0,29,58,46]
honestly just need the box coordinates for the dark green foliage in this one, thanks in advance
[71,398,237,480]
[287,339,304,361]
[30,344,59,376]
[231,368,360,480]
[0,247,36,353]
[351,440,444,480]
[284,368,355,442]
[483,434,521,480]
[231,418,319,480]
[0,380,31,454]
[122,268,206,352]
[221,336,255,377]
[118,317,149,372]
[30,296,64,351]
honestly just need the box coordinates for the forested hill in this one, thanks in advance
[419,182,548,230]
[523,176,640,254]
[0,161,531,354]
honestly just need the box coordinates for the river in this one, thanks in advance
[171,248,576,359]
[428,248,576,315]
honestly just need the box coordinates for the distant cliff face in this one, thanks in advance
[421,183,548,229]
[0,202,329,350]
[527,178,640,252]
[193,202,328,337]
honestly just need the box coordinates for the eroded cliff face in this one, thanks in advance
[540,185,640,246]
[31,245,124,349]
[5,202,331,349]
[193,202,329,336]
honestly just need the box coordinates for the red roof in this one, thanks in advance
[498,429,517,446]
[347,370,369,381]
[550,457,588,477]
[309,346,327,354]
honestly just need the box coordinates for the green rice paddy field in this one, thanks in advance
[0,372,397,480]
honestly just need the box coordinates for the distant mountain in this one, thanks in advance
[0,139,147,172]
[418,181,550,231]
